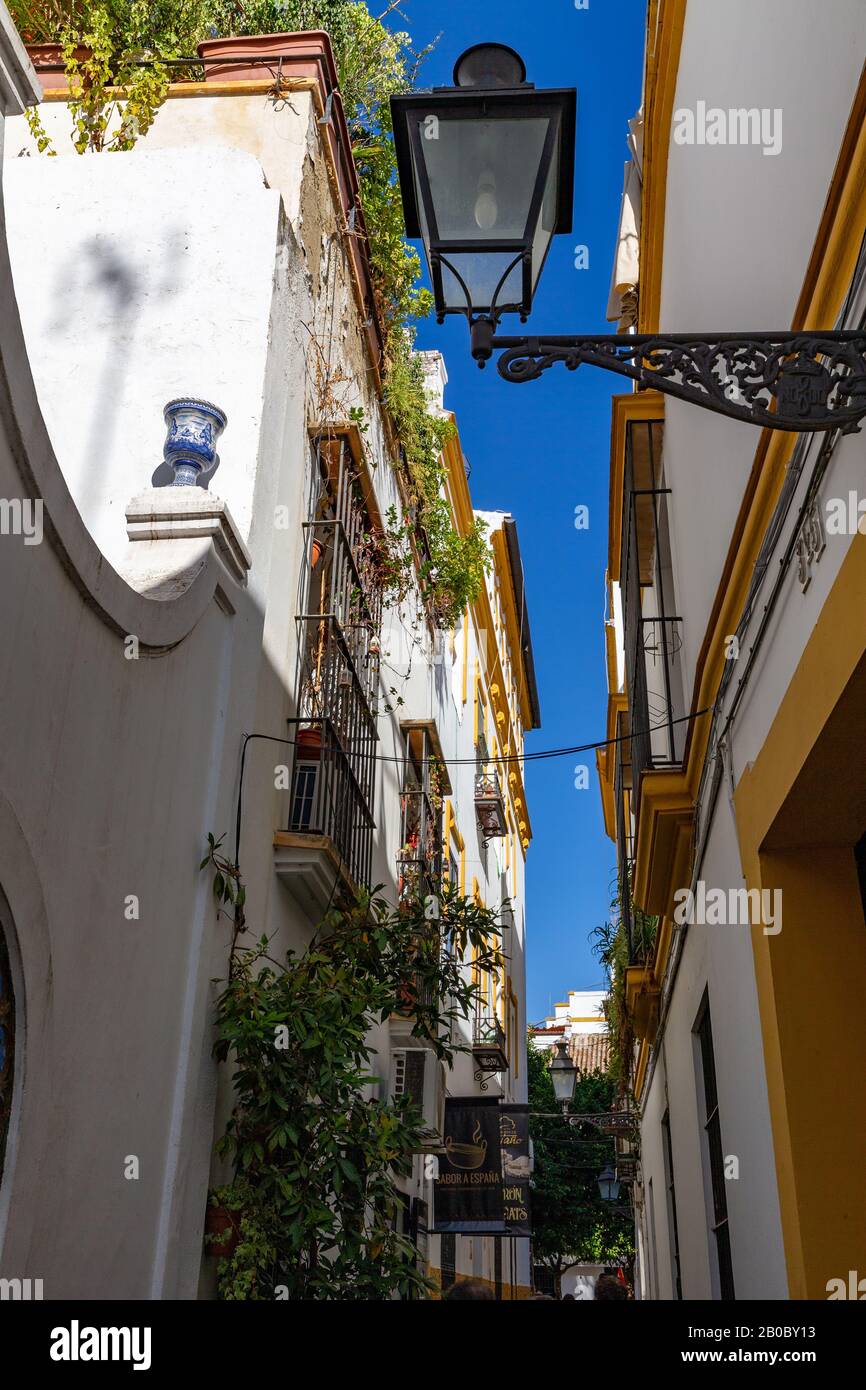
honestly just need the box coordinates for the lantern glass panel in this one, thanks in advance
[438,250,525,314]
[530,126,561,293]
[419,113,551,244]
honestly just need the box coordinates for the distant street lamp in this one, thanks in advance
[549,1039,578,1109]
[597,1165,621,1203]
[392,45,866,435]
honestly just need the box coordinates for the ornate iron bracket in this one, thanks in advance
[469,321,866,434]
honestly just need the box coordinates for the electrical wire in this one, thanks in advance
[232,707,712,875]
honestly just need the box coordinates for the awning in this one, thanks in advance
[606,110,644,329]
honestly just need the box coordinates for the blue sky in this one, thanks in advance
[391,0,647,1020]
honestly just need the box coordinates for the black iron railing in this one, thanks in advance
[613,729,635,964]
[285,715,375,891]
[474,766,507,838]
[288,435,383,889]
[396,926,441,1016]
[397,726,444,905]
[621,418,684,814]
[474,1013,507,1051]
[472,1014,509,1074]
[397,784,443,904]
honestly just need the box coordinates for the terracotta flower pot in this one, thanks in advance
[310,537,324,569]
[204,1204,241,1261]
[26,43,92,91]
[296,726,322,761]
[196,30,338,90]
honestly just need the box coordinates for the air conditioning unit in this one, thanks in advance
[390,1047,446,1150]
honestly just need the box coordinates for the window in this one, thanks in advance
[286,433,382,887]
[0,913,16,1187]
[662,1110,683,1299]
[621,418,686,803]
[694,993,735,1300]
[289,762,319,832]
[855,830,866,925]
[397,725,444,903]
[448,851,459,888]
[440,1233,456,1291]
[646,1177,660,1300]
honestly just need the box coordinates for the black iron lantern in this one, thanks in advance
[549,1038,578,1108]
[391,41,866,434]
[597,1165,621,1203]
[391,44,576,329]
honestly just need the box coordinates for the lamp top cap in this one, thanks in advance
[452,43,528,89]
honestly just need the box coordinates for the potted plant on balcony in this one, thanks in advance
[12,2,171,152]
[195,19,341,90]
[296,725,322,760]
[204,1189,244,1263]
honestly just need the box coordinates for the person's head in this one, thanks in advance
[562,1293,576,1301]
[594,1273,629,1301]
[444,1278,495,1301]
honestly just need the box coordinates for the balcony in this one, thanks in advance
[397,722,447,905]
[474,767,507,839]
[274,716,375,915]
[393,925,441,1019]
[472,1014,509,1073]
[625,964,661,1042]
[620,416,686,815]
[276,433,383,916]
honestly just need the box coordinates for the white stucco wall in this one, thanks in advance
[0,82,535,1299]
[4,147,282,569]
[660,0,866,705]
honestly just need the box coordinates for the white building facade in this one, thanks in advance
[529,988,607,1051]
[0,26,538,1300]
[598,0,866,1301]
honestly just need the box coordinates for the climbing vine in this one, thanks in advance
[12,2,177,153]
[201,836,503,1300]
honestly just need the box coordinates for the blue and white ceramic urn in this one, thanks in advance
[163,398,228,486]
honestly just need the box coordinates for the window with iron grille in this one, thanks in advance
[855,829,866,925]
[621,418,686,812]
[662,1109,683,1300]
[694,992,735,1300]
[397,726,444,904]
[286,434,382,889]
[0,915,15,1187]
[440,1233,456,1291]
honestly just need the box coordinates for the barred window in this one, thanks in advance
[0,921,16,1187]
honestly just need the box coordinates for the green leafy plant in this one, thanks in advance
[590,870,657,1090]
[382,344,490,629]
[204,842,503,1300]
[527,1043,634,1293]
[16,2,172,153]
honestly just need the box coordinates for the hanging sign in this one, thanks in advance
[499,1104,532,1237]
[432,1098,505,1233]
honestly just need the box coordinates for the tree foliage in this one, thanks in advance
[204,840,503,1300]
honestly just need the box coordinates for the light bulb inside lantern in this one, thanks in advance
[474,170,498,230]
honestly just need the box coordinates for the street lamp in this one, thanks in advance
[597,1165,621,1203]
[391,43,575,338]
[391,45,866,435]
[549,1039,578,1109]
